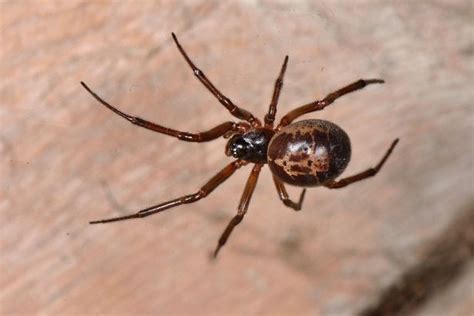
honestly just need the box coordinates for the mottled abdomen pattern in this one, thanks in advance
[267,119,351,187]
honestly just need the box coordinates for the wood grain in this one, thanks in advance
[1,1,472,315]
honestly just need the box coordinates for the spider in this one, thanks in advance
[81,33,399,258]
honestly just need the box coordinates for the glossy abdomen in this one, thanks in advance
[267,119,351,187]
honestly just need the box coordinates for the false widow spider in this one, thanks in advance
[81,33,399,258]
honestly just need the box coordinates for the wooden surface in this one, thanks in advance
[1,1,473,315]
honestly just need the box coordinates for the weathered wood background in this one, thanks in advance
[1,1,473,315]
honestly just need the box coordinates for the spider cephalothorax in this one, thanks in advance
[82,33,399,257]
[225,129,274,163]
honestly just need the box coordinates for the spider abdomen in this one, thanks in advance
[267,119,351,187]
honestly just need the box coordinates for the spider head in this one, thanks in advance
[226,134,250,159]
[225,129,274,163]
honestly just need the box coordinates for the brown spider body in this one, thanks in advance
[268,119,351,187]
[226,119,351,187]
[82,33,399,258]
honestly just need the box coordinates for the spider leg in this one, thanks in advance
[213,164,262,258]
[90,160,247,224]
[171,33,261,127]
[273,176,306,211]
[264,55,289,128]
[278,79,384,127]
[81,82,248,141]
[324,138,399,189]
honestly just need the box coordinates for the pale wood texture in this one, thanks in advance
[1,1,473,315]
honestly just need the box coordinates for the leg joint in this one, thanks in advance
[177,132,199,142]
[283,199,300,210]
[194,190,207,200]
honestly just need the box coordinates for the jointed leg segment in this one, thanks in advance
[81,82,247,142]
[171,33,260,127]
[264,55,289,128]
[273,176,306,211]
[279,79,384,127]
[213,164,263,258]
[325,138,399,189]
[90,160,246,224]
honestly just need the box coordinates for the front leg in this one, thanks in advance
[171,33,261,127]
[81,82,248,142]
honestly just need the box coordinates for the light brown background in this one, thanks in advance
[1,1,473,315]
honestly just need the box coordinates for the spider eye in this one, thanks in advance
[226,136,249,158]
